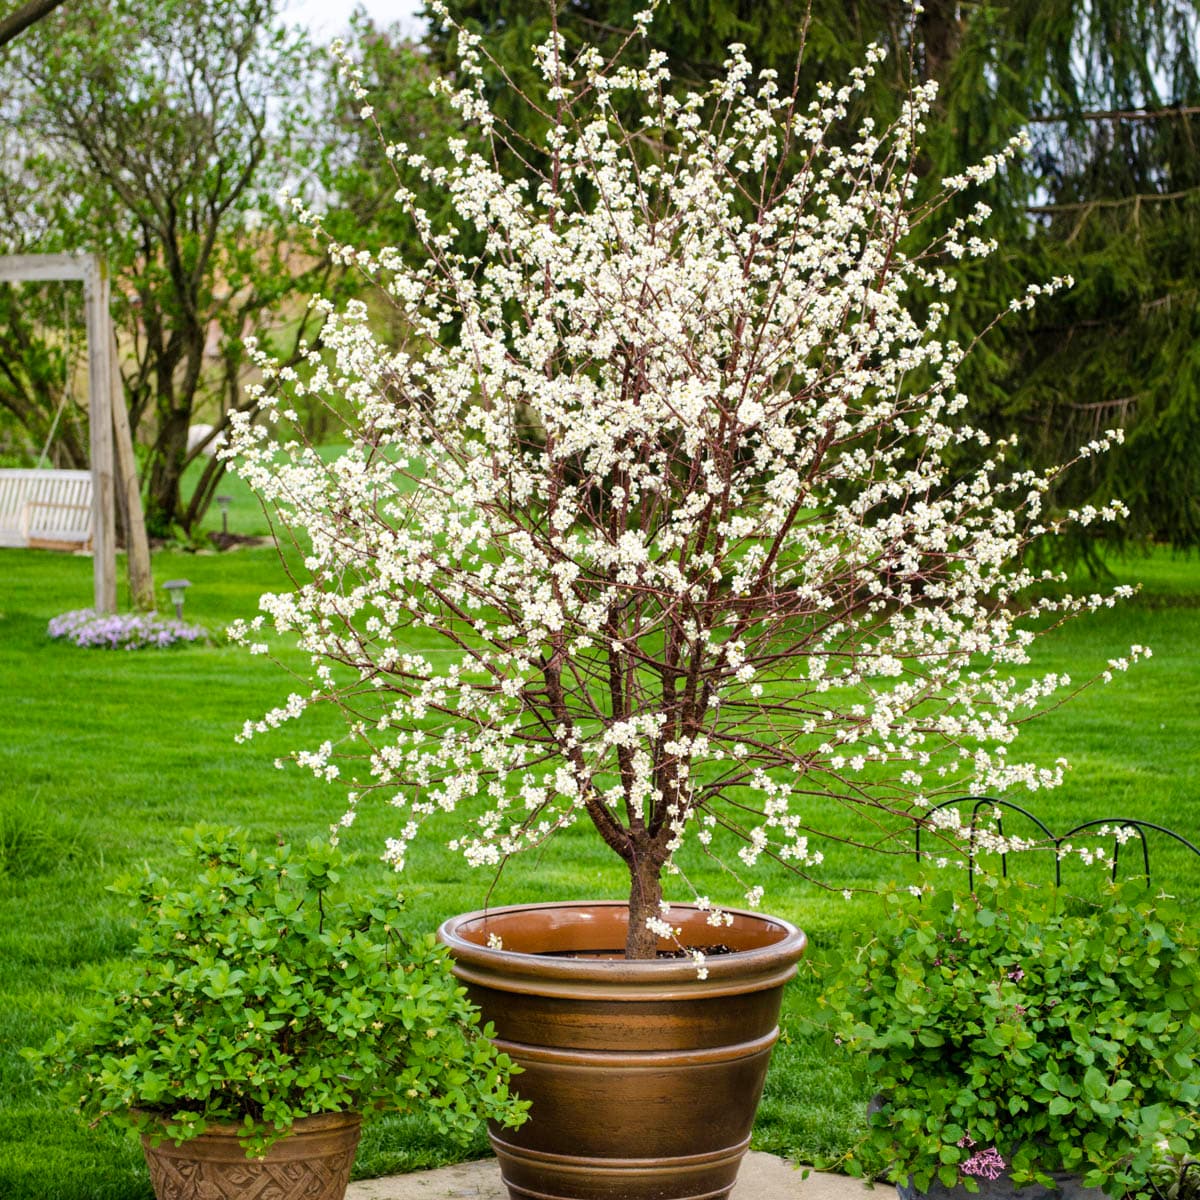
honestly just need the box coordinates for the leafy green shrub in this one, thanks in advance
[28,827,528,1154]
[824,882,1200,1196]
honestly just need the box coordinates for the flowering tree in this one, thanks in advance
[228,6,1144,959]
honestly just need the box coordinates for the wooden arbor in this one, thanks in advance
[0,253,153,613]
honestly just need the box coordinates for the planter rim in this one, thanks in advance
[133,1108,362,1142]
[437,899,806,999]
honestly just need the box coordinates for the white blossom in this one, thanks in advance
[230,20,1142,944]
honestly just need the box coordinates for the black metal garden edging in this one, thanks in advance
[914,795,1200,892]
[912,797,1200,1200]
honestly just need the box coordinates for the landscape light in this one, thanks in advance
[162,578,192,620]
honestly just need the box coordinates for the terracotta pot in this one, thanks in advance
[438,900,807,1200]
[139,1110,362,1200]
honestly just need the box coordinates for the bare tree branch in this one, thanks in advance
[0,0,68,50]
[1029,104,1200,124]
[1028,186,1200,215]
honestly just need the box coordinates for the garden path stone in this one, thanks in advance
[346,1153,895,1199]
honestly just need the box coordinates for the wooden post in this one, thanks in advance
[110,331,154,610]
[83,257,117,613]
[0,254,88,283]
[0,253,119,613]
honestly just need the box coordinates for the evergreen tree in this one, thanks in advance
[419,0,1200,555]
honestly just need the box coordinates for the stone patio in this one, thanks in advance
[346,1152,895,1200]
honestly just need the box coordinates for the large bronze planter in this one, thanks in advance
[140,1110,362,1200]
[438,900,806,1200]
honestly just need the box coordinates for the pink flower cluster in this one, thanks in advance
[962,1148,1007,1181]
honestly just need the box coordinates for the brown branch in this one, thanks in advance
[1028,104,1200,124]
[1028,186,1200,215]
[0,0,67,49]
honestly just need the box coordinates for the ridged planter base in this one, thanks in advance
[438,900,807,1200]
[140,1111,362,1200]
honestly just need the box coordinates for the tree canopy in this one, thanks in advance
[3,0,1196,552]
[3,0,335,535]
[421,0,1200,557]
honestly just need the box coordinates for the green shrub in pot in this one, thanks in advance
[823,881,1200,1197]
[28,826,527,1156]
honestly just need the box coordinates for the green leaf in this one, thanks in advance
[29,826,527,1151]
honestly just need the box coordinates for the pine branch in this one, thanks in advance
[1029,104,1200,124]
[1027,187,1200,215]
[1060,396,1141,412]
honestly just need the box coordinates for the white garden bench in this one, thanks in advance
[0,469,93,551]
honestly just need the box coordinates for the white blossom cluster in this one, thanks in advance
[226,13,1143,949]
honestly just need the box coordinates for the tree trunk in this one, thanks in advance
[624,849,665,959]
[144,409,190,536]
[181,446,228,532]
[111,338,154,610]
[919,0,964,84]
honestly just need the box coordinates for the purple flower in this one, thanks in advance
[1008,967,1025,982]
[962,1148,1006,1181]
[47,609,208,650]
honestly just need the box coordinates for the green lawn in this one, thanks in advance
[1,543,1198,1198]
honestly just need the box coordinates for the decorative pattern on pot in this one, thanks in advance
[141,1111,362,1200]
[439,901,806,1200]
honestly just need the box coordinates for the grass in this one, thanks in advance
[1,542,1198,1198]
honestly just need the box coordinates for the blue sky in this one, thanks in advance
[283,0,427,40]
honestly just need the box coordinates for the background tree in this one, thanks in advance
[315,12,470,389]
[421,0,1200,559]
[6,0,337,536]
[325,13,463,257]
[0,79,90,471]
